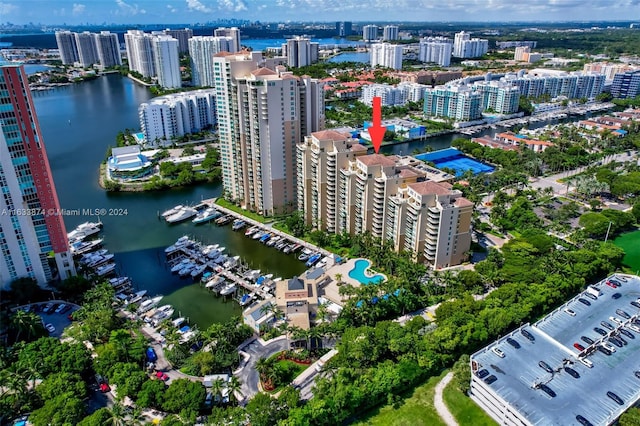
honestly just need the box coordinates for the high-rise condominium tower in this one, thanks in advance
[124,30,156,78]
[282,37,319,68]
[94,31,122,68]
[162,28,193,54]
[0,65,76,288]
[74,31,99,67]
[212,52,324,216]
[152,35,181,89]
[214,27,241,52]
[55,31,79,65]
[189,36,236,87]
[370,43,403,70]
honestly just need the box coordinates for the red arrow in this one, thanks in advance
[368,96,385,154]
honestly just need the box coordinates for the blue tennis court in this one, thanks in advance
[415,148,494,176]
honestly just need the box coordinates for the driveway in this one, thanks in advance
[236,336,289,402]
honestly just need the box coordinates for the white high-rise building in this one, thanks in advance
[124,30,156,78]
[74,31,99,67]
[370,43,403,70]
[363,25,378,42]
[152,35,181,89]
[282,37,319,68]
[382,25,399,41]
[514,46,531,61]
[94,31,121,68]
[189,36,236,87]
[214,27,241,52]
[361,83,427,106]
[139,89,216,145]
[55,31,79,64]
[212,52,324,215]
[453,31,489,58]
[419,37,452,67]
[0,65,76,288]
[162,28,193,54]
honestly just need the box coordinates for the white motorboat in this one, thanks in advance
[266,236,281,247]
[71,238,103,255]
[245,226,260,237]
[239,293,253,306]
[150,305,173,319]
[244,269,261,282]
[87,253,115,268]
[67,221,103,242]
[137,296,163,313]
[298,248,313,261]
[201,244,219,255]
[171,258,191,273]
[127,290,148,305]
[161,205,183,218]
[205,275,225,288]
[232,219,247,231]
[192,207,220,224]
[252,231,264,240]
[80,249,109,263]
[95,262,116,276]
[178,263,196,277]
[223,255,240,269]
[165,236,191,254]
[171,317,186,328]
[190,264,208,278]
[206,246,225,259]
[220,283,237,296]
[166,207,198,224]
[108,276,130,288]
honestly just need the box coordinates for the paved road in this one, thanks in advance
[434,372,458,426]
[237,336,289,402]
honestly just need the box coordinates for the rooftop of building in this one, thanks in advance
[251,67,277,76]
[407,180,453,196]
[311,129,350,141]
[471,274,640,426]
[358,154,398,167]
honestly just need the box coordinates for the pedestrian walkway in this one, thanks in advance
[434,372,458,426]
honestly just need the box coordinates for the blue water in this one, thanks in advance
[348,259,384,285]
[415,148,495,176]
[243,37,361,52]
[327,52,370,63]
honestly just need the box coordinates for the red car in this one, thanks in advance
[573,343,585,351]
[606,281,618,288]
[99,383,111,393]
[155,371,169,381]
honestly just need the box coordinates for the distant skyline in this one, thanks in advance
[1,0,639,25]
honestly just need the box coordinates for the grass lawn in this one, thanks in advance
[614,229,640,272]
[442,380,497,426]
[352,371,448,426]
[215,198,272,224]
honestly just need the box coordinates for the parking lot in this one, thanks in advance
[19,301,79,339]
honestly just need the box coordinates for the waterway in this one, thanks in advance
[327,52,370,63]
[33,72,568,328]
[243,37,361,51]
[32,74,308,328]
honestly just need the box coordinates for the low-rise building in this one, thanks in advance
[274,268,323,330]
[107,146,154,180]
[243,300,275,332]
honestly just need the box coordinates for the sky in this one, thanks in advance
[0,0,639,25]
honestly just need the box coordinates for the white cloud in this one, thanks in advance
[167,4,178,12]
[186,0,212,12]
[218,0,247,12]
[72,3,86,15]
[0,2,18,16]
[115,0,142,16]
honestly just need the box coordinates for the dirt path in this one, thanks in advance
[434,372,458,426]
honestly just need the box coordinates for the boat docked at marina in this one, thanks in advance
[95,262,116,276]
[67,221,103,242]
[79,249,109,263]
[215,215,233,225]
[86,253,115,268]
[232,219,247,231]
[138,296,163,313]
[166,206,198,224]
[305,253,322,267]
[161,204,184,218]
[108,276,131,288]
[239,293,253,306]
[205,275,225,289]
[171,258,192,273]
[127,290,148,305]
[192,207,220,224]
[165,236,191,254]
[298,248,313,261]
[245,226,260,237]
[71,238,104,255]
[190,264,208,278]
[171,317,186,328]
[178,263,196,277]
[219,282,237,296]
[252,231,265,240]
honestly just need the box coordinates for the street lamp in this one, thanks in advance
[604,221,613,243]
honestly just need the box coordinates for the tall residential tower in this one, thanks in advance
[0,65,76,288]
[212,52,324,216]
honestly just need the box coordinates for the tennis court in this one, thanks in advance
[415,148,495,176]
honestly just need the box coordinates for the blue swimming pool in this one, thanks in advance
[349,259,384,285]
[415,148,495,176]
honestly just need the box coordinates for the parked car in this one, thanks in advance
[594,327,608,336]
[45,323,55,333]
[612,293,622,299]
[506,337,520,349]
[573,343,585,351]
[59,304,72,314]
[491,347,505,358]
[581,336,595,345]
[616,309,631,319]
[521,329,535,342]
[607,391,624,405]
[539,384,556,397]
[484,375,497,384]
[476,369,490,379]
[576,415,594,426]
[564,307,576,317]
[564,367,580,379]
[42,302,54,314]
[578,298,591,306]
[99,382,110,393]
[54,303,66,314]
[538,361,553,374]
[155,371,169,381]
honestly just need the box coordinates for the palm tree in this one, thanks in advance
[334,273,343,285]
[227,375,242,405]
[210,378,224,405]
[255,357,274,384]
[11,310,44,342]
[316,302,330,324]
[109,401,128,426]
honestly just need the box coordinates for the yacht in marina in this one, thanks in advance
[138,296,163,313]
[71,238,104,255]
[127,290,148,305]
[161,204,183,218]
[86,253,115,268]
[192,207,220,225]
[165,236,191,254]
[190,264,208,278]
[165,206,198,224]
[95,262,116,276]
[219,282,237,296]
[171,258,192,273]
[232,219,247,231]
[245,226,260,237]
[67,221,103,242]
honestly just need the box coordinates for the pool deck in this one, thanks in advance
[329,258,387,288]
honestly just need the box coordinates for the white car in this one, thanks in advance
[564,308,576,317]
[626,323,640,333]
[602,342,617,353]
[578,357,593,368]
[609,316,624,325]
[492,347,505,358]
[45,323,56,333]
[54,303,66,314]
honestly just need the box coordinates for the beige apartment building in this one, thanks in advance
[297,130,473,268]
[213,51,324,215]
